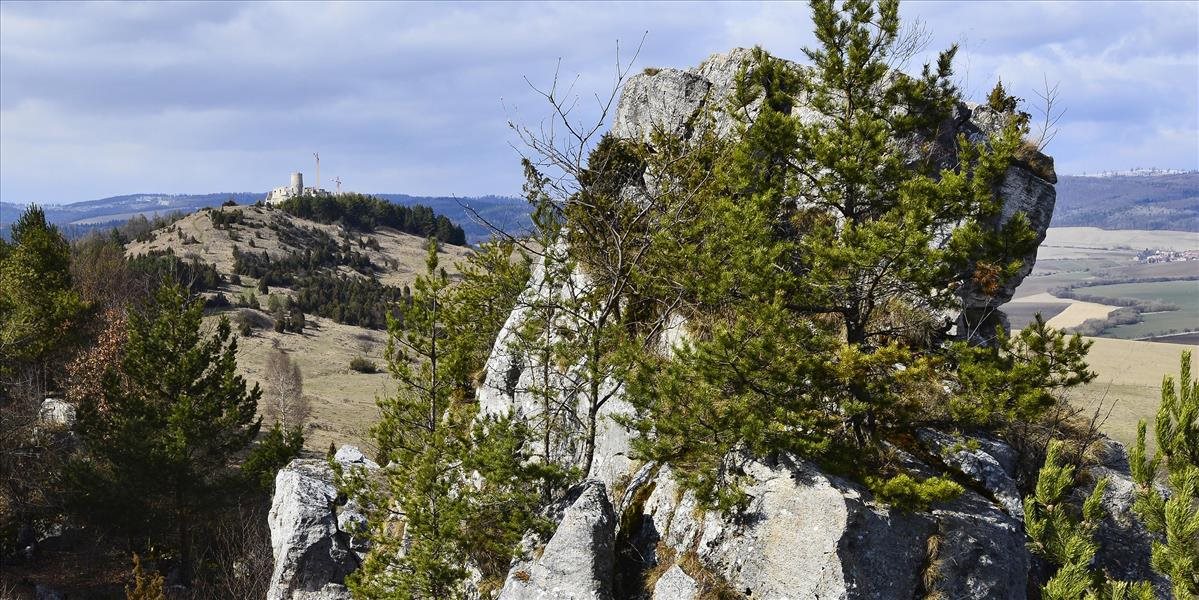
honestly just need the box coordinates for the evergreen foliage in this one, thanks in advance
[1130,351,1199,598]
[615,0,1089,507]
[126,249,223,294]
[278,193,467,245]
[292,272,406,330]
[69,282,262,585]
[0,205,88,378]
[1025,440,1153,599]
[342,241,549,597]
[241,422,304,492]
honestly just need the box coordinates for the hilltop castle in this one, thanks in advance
[264,172,332,205]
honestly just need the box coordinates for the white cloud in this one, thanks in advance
[1,0,1195,204]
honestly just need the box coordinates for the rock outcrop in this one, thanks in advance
[613,48,1057,339]
[275,49,1155,600]
[622,452,1029,600]
[37,398,75,429]
[498,481,617,600]
[476,254,636,492]
[267,446,378,600]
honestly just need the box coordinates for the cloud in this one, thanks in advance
[1,1,1195,205]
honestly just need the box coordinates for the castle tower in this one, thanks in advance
[290,172,303,195]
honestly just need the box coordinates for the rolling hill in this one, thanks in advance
[1053,171,1199,231]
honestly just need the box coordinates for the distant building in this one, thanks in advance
[265,172,332,204]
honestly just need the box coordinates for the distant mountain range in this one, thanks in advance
[3,170,1196,243]
[0,192,531,244]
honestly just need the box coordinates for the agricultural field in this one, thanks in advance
[1006,228,1198,334]
[1002,228,1199,450]
[1076,279,1199,339]
[1068,337,1197,453]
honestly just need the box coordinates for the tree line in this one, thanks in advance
[278,193,467,246]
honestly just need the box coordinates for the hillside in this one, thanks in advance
[125,204,471,289]
[1053,172,1199,231]
[125,204,472,450]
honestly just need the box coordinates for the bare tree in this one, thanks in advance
[263,346,308,431]
[1032,75,1066,151]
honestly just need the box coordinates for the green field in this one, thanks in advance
[1076,279,1199,339]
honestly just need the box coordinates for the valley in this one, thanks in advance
[1004,226,1199,450]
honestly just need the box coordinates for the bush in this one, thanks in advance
[865,473,962,512]
[206,292,231,309]
[349,356,379,373]
[241,423,304,492]
[236,308,271,329]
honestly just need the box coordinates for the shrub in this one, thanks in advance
[865,473,962,512]
[349,356,379,373]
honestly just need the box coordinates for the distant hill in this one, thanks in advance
[1053,172,1199,232]
[9,170,1192,242]
[1,192,531,244]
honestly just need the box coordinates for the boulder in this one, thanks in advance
[499,480,617,600]
[625,453,1028,600]
[37,398,75,429]
[267,446,377,600]
[651,565,698,600]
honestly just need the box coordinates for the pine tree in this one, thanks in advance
[1025,440,1153,599]
[344,239,549,597]
[622,0,1092,506]
[70,281,262,585]
[0,205,87,387]
[346,240,472,598]
[1129,351,1199,599]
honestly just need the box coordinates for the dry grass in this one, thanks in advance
[126,205,471,286]
[1044,301,1119,329]
[1067,336,1199,453]
[225,314,393,452]
[1040,227,1199,253]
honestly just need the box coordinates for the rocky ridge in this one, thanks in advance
[268,50,1152,600]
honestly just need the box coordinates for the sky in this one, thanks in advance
[1,1,1196,205]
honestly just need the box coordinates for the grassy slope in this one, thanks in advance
[138,206,475,453]
[1070,336,1198,453]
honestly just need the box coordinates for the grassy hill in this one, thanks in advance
[126,205,473,450]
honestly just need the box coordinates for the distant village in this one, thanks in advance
[1135,248,1199,263]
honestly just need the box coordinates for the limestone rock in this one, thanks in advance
[476,255,635,491]
[625,453,1028,600]
[499,480,617,600]
[37,398,75,429]
[267,446,377,600]
[651,565,698,600]
[612,48,1057,325]
[918,429,1023,517]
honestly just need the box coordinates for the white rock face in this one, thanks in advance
[626,454,1029,600]
[498,481,617,600]
[38,398,75,429]
[918,429,1024,518]
[476,254,635,492]
[612,48,1057,328]
[267,446,377,600]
